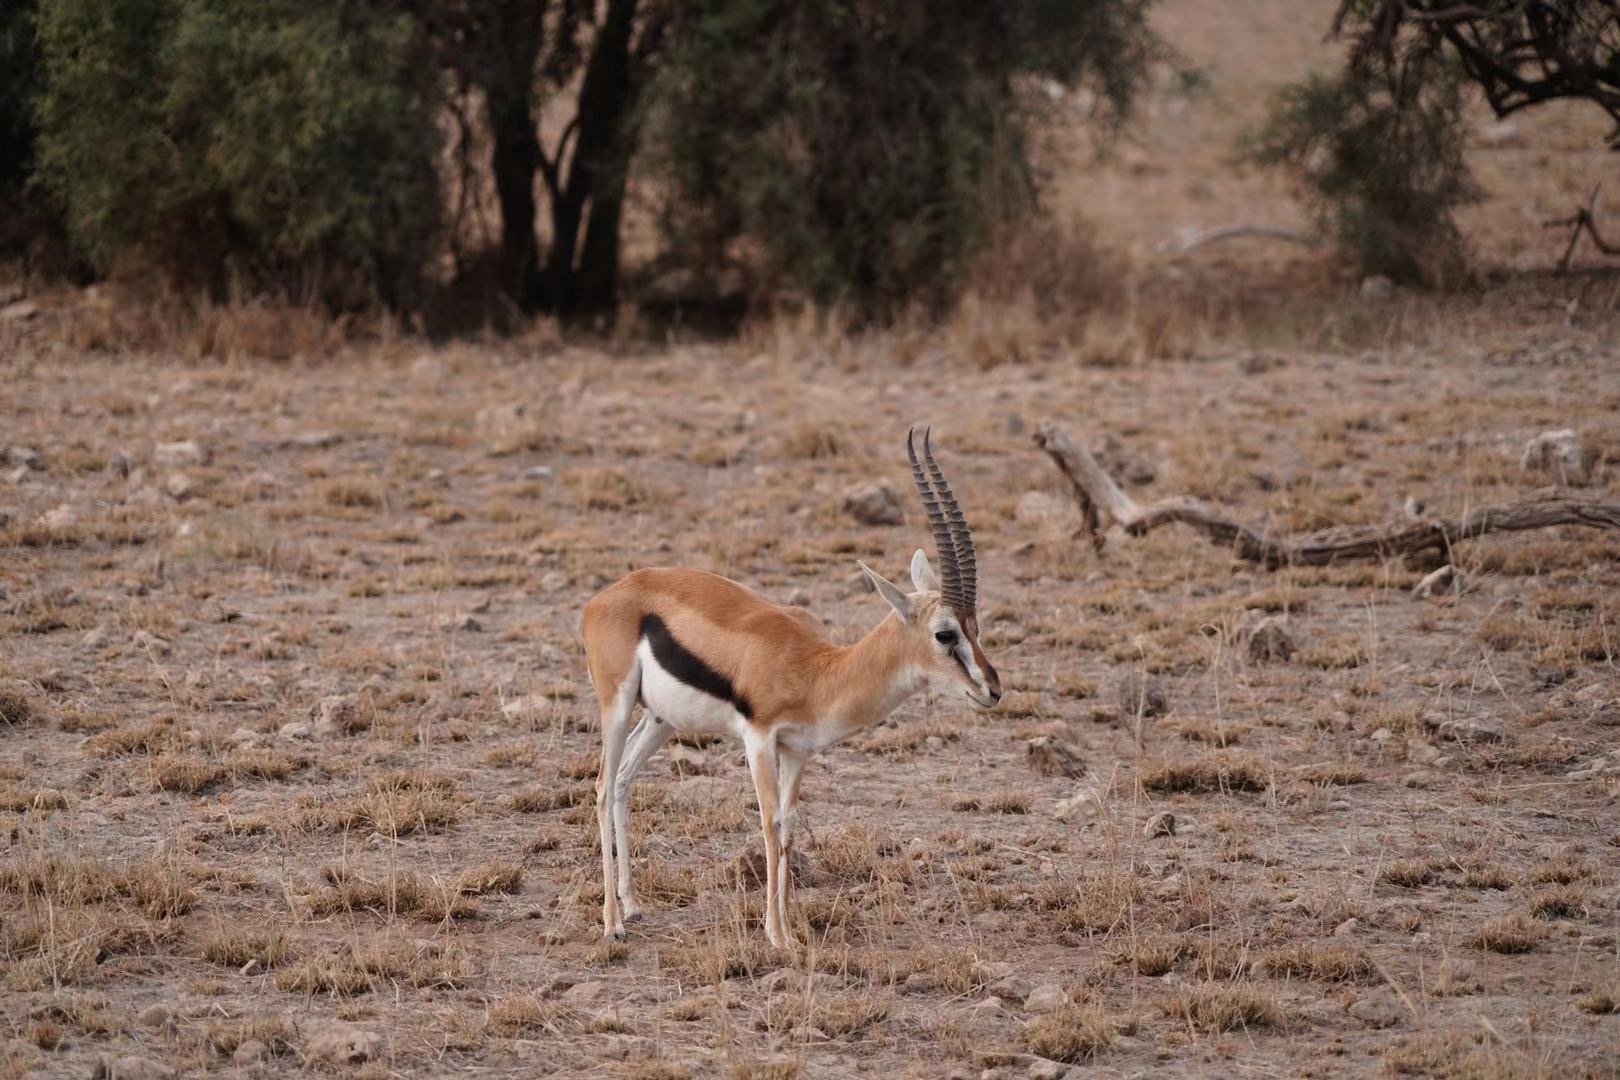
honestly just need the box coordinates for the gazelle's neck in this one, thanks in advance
[815,613,921,731]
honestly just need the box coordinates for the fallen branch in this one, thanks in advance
[1546,185,1620,271]
[1033,422,1620,569]
[1157,224,1319,256]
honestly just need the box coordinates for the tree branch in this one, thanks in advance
[1034,422,1620,569]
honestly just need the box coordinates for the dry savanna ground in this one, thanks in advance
[4,2,1620,1078]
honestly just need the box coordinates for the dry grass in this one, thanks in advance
[296,772,461,834]
[1470,913,1546,954]
[1025,1003,1118,1061]
[1140,753,1271,794]
[765,994,888,1038]
[1165,984,1287,1033]
[1261,943,1377,983]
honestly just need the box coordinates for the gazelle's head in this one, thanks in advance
[859,429,1002,710]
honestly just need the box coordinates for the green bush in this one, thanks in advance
[1246,63,1480,287]
[647,0,1160,321]
[35,0,442,306]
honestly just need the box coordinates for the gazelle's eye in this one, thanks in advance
[934,630,957,646]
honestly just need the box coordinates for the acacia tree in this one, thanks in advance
[1255,1,1620,284]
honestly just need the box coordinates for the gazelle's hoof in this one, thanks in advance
[604,925,626,942]
[622,908,644,924]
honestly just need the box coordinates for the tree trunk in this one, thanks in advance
[483,1,545,308]
[541,0,638,317]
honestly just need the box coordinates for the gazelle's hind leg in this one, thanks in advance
[594,658,640,941]
[613,713,674,922]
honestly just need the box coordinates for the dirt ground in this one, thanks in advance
[4,2,1620,1078]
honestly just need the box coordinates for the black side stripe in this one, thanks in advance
[640,613,754,720]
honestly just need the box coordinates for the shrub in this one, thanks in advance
[647,0,1161,321]
[1246,63,1479,286]
[34,0,442,307]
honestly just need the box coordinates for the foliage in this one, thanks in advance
[647,0,1160,321]
[34,0,442,306]
[1246,64,1479,286]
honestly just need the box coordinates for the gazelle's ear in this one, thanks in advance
[858,561,913,623]
[910,548,939,592]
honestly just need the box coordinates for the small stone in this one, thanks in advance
[1333,918,1360,938]
[785,587,811,606]
[1023,983,1069,1014]
[39,504,77,530]
[988,973,1032,1003]
[1027,1060,1066,1080]
[1360,275,1395,301]
[1243,615,1295,663]
[1143,811,1176,838]
[522,465,555,481]
[1407,740,1441,765]
[903,971,940,994]
[311,694,361,736]
[164,471,196,500]
[1025,735,1086,779]
[540,570,570,591]
[841,481,904,526]
[278,722,313,741]
[1091,432,1158,486]
[154,440,208,467]
[563,980,613,1006]
[1348,992,1403,1028]
[440,613,482,632]
[665,742,707,775]
[287,431,340,449]
[1431,717,1505,745]
[1115,672,1167,717]
[304,1020,381,1065]
[3,445,42,469]
[232,1039,271,1064]
[137,1004,172,1029]
[81,625,112,648]
[1369,727,1393,744]
[131,630,171,656]
[1053,785,1102,822]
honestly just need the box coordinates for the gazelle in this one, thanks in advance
[582,429,1001,946]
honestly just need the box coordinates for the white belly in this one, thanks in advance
[635,640,749,738]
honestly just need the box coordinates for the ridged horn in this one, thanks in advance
[923,429,976,615]
[907,427,963,611]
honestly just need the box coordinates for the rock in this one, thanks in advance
[39,504,78,530]
[1333,918,1360,938]
[131,630,171,656]
[305,1020,381,1065]
[1477,120,1525,149]
[1360,275,1395,301]
[312,694,361,736]
[1429,716,1505,745]
[785,587,811,606]
[522,465,555,481]
[154,440,207,467]
[93,1055,176,1080]
[286,431,340,449]
[1412,564,1461,599]
[988,973,1032,1003]
[1406,740,1442,765]
[278,721,313,741]
[3,445,42,469]
[1091,432,1158,486]
[501,695,551,720]
[0,299,39,323]
[1023,983,1069,1014]
[563,980,614,1006]
[841,481,903,526]
[137,1004,172,1029]
[1520,429,1592,484]
[231,1040,271,1064]
[164,471,196,500]
[902,971,940,994]
[82,625,112,648]
[1028,1060,1067,1080]
[1143,811,1176,838]
[440,613,482,633]
[1052,785,1103,822]
[1348,992,1403,1028]
[1025,735,1086,779]
[1115,672,1167,717]
[540,570,570,591]
[1241,614,1295,663]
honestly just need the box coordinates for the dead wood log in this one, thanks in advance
[1033,422,1620,569]
[1157,224,1319,256]
[1546,186,1620,271]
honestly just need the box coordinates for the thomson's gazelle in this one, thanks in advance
[582,430,1001,946]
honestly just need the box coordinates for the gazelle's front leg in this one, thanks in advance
[774,748,806,937]
[743,729,788,949]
